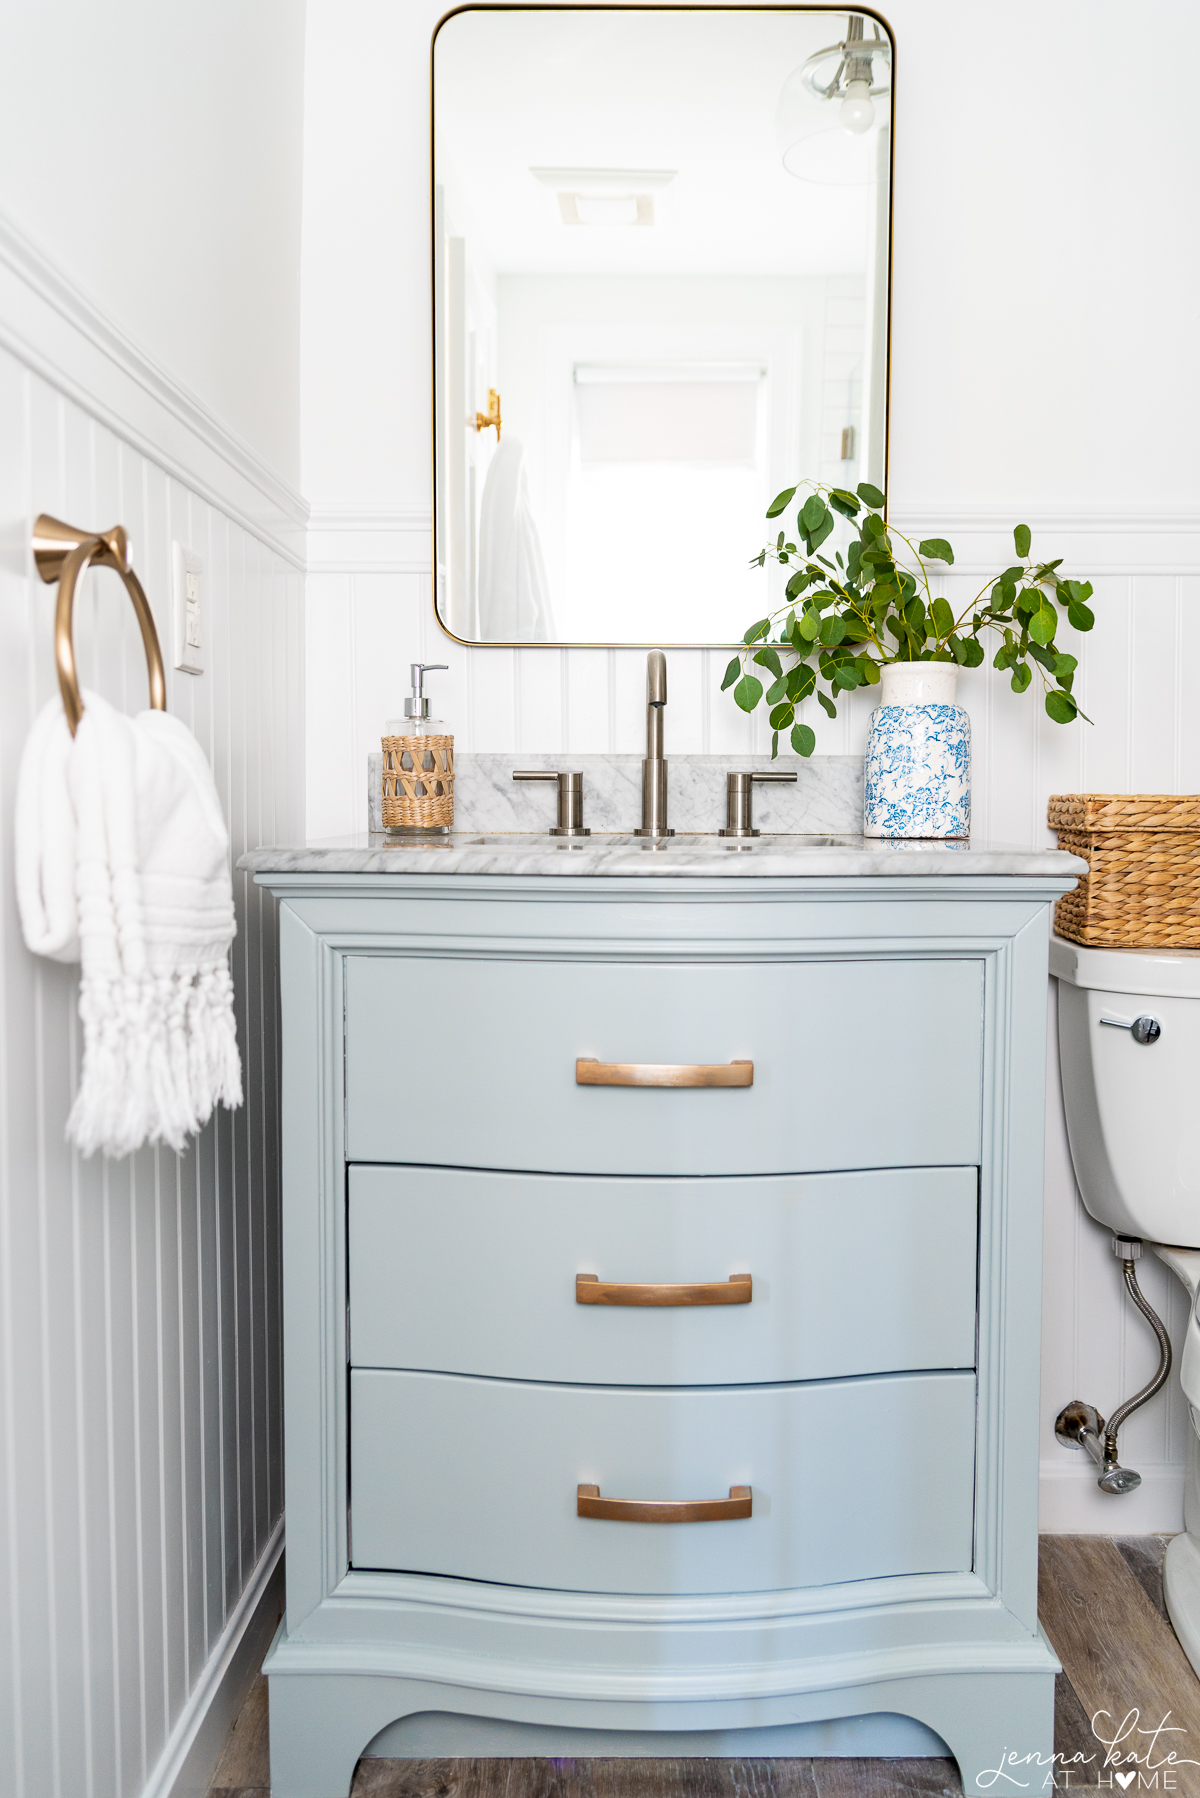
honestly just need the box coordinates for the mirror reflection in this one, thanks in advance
[432,7,892,646]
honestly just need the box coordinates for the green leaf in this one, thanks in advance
[753,645,783,679]
[800,494,827,532]
[1055,652,1078,679]
[1014,523,1032,558]
[919,538,955,565]
[1067,599,1095,632]
[807,513,835,552]
[786,568,812,601]
[859,657,881,684]
[743,617,771,645]
[903,597,928,638]
[931,596,956,638]
[1045,689,1078,724]
[791,723,816,757]
[950,633,967,665]
[768,702,795,730]
[733,674,763,712]
[818,614,847,646]
[961,638,984,667]
[766,675,788,704]
[721,656,741,692]
[817,690,838,719]
[798,607,821,641]
[766,486,797,519]
[828,488,860,519]
[787,664,817,702]
[857,481,886,508]
[1010,662,1032,694]
[1027,595,1058,646]
[771,730,779,759]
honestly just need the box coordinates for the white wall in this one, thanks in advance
[0,7,307,1794]
[302,0,1200,1535]
[0,1,306,489]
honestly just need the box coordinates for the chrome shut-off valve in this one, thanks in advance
[1055,1235,1173,1495]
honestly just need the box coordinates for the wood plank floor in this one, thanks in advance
[208,1536,1195,1798]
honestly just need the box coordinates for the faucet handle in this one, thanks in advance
[719,768,798,838]
[512,770,590,837]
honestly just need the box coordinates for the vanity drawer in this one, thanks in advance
[348,1163,978,1385]
[349,1367,977,1593]
[343,954,984,1174]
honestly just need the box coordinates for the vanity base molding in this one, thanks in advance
[249,867,1079,1798]
[265,1599,1057,1798]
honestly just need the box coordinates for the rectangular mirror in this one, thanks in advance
[432,5,893,646]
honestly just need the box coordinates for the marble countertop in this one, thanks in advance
[241,832,1087,880]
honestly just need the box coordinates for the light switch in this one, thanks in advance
[173,543,204,674]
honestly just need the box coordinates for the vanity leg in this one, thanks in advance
[904,1667,1058,1797]
[266,1671,429,1798]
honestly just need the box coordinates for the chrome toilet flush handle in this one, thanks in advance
[1099,1015,1162,1044]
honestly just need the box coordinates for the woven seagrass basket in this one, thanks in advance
[381,734,454,830]
[1048,793,1200,948]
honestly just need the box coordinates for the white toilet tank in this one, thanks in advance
[1052,935,1200,1245]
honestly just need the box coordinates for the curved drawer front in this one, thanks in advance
[349,1368,977,1594]
[344,955,984,1175]
[349,1164,978,1385]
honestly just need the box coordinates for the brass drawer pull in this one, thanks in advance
[576,1273,751,1307]
[577,1484,752,1523]
[575,1058,752,1088]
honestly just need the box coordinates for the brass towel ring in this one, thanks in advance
[33,513,167,737]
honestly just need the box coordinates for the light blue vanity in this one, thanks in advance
[246,830,1082,1797]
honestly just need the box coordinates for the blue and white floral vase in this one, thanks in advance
[863,664,971,839]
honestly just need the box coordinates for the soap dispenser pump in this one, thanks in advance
[382,663,455,834]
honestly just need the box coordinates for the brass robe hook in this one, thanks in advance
[33,514,167,736]
[474,388,501,440]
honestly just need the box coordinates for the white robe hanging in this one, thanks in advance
[476,435,554,640]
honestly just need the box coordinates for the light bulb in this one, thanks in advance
[840,78,875,134]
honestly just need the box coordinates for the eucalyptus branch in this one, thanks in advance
[726,479,1097,757]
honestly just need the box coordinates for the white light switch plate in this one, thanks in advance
[172,542,204,674]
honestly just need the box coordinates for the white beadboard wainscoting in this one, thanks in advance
[305,510,1200,1534]
[0,219,304,1798]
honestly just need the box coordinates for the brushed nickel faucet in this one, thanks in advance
[636,649,673,837]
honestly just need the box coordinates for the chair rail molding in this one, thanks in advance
[306,503,434,573]
[0,206,307,565]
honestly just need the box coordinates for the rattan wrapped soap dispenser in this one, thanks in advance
[382,663,454,834]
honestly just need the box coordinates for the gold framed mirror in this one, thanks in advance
[432,5,894,647]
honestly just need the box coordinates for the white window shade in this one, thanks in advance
[574,363,764,464]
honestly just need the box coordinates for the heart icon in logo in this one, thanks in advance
[1115,1774,1136,1789]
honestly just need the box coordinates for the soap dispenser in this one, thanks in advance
[382,662,454,834]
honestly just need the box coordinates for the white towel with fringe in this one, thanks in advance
[14,689,242,1158]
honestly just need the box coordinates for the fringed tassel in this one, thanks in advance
[68,955,243,1159]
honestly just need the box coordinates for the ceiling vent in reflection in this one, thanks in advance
[573,362,764,464]
[531,168,676,227]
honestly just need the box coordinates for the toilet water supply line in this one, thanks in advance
[1055,1237,1173,1494]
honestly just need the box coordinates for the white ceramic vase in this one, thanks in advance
[863,663,971,839]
